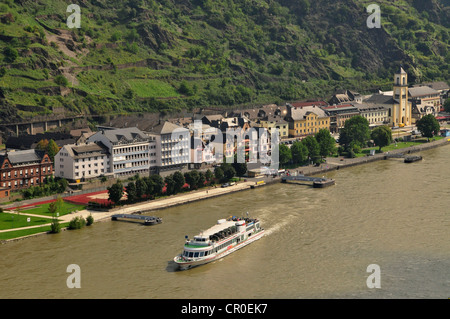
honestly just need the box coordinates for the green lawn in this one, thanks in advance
[356,136,444,157]
[0,212,55,230]
[0,222,70,241]
[126,79,180,98]
[14,202,85,217]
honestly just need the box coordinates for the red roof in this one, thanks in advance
[290,101,328,108]
[323,104,354,109]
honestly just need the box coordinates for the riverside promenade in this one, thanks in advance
[0,179,260,242]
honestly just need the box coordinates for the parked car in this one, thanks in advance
[221,183,230,188]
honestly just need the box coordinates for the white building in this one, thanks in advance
[54,141,110,182]
[355,103,390,127]
[88,127,154,178]
[147,121,190,174]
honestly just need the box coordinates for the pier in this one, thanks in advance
[281,175,335,188]
[385,152,423,163]
[111,213,162,225]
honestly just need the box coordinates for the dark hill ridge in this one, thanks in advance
[0,0,448,126]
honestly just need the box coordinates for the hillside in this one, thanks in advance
[0,0,448,125]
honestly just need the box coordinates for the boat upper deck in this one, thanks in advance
[197,220,237,239]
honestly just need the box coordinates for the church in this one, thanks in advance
[392,67,412,127]
[364,67,413,127]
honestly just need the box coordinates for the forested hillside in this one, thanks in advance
[0,0,448,123]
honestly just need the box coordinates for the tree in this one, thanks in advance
[178,81,193,96]
[143,176,155,199]
[108,181,124,205]
[135,177,147,200]
[444,98,450,113]
[291,141,308,164]
[371,126,393,151]
[57,178,68,193]
[232,162,247,177]
[54,75,69,87]
[124,88,134,99]
[172,171,185,193]
[47,139,59,162]
[35,139,49,151]
[315,129,336,158]
[150,174,164,196]
[48,201,60,233]
[126,182,137,203]
[214,166,224,181]
[184,170,200,189]
[164,175,176,195]
[197,171,206,188]
[68,216,86,230]
[205,169,214,184]
[86,214,94,226]
[279,144,292,165]
[301,135,320,163]
[339,115,370,150]
[3,46,18,63]
[416,114,440,138]
[221,163,236,181]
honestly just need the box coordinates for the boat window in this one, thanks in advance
[199,252,204,257]
[188,252,194,258]
[205,251,209,256]
[194,252,199,258]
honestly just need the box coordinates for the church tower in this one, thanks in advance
[392,67,411,127]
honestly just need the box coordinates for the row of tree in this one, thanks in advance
[21,177,68,199]
[107,163,247,206]
[338,114,440,157]
[279,128,337,165]
[280,114,441,163]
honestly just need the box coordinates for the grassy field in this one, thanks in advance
[0,212,54,230]
[126,79,180,98]
[14,201,85,217]
[0,222,70,241]
[356,136,444,157]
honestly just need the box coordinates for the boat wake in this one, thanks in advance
[260,211,299,237]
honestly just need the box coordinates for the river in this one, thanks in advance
[0,146,449,299]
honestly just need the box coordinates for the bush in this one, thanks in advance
[86,214,94,226]
[68,216,86,230]
[3,46,18,63]
[50,219,61,233]
[54,75,69,87]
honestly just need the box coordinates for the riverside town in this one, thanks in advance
[1,69,449,237]
[0,0,449,305]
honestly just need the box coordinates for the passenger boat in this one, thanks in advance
[173,215,265,270]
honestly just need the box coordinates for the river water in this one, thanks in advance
[0,146,449,299]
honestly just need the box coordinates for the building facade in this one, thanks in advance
[408,86,440,123]
[286,103,330,137]
[321,104,360,133]
[147,121,190,175]
[259,115,289,139]
[355,103,390,127]
[54,142,110,182]
[88,127,154,178]
[0,149,53,197]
